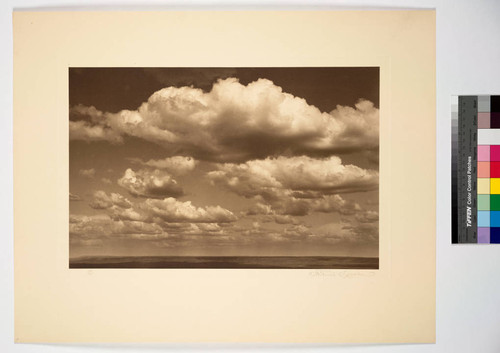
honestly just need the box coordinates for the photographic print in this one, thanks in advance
[16,11,435,343]
[69,67,379,269]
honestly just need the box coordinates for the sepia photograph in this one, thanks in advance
[14,10,437,344]
[69,67,379,269]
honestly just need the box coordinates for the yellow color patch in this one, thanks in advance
[478,178,490,194]
[491,178,500,194]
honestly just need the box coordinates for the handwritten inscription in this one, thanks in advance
[309,270,376,278]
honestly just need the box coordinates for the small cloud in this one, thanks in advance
[69,214,167,241]
[118,168,184,198]
[143,197,237,223]
[69,192,82,201]
[69,105,123,144]
[129,156,198,175]
[101,178,112,184]
[79,168,96,179]
[355,210,379,223]
[89,190,132,210]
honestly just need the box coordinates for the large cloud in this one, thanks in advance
[118,168,184,198]
[208,155,378,197]
[213,156,376,219]
[69,78,378,162]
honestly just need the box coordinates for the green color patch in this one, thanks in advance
[479,194,490,210]
[490,194,500,211]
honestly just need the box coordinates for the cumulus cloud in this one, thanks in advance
[246,203,273,216]
[283,224,313,240]
[208,156,378,198]
[111,220,165,240]
[69,78,378,162]
[109,205,148,222]
[89,190,132,209]
[310,195,362,215]
[355,210,379,223]
[69,214,114,239]
[342,222,378,243]
[129,156,198,175]
[270,215,301,225]
[246,194,360,220]
[143,197,237,223]
[70,192,82,201]
[275,194,361,217]
[69,105,123,144]
[78,168,96,179]
[118,168,184,198]
[208,155,377,217]
[69,214,166,240]
[69,120,124,144]
[101,178,112,184]
[313,206,379,244]
[158,222,226,237]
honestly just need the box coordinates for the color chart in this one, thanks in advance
[452,95,500,243]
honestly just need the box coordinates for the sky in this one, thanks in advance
[69,68,379,258]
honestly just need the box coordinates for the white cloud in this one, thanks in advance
[69,192,82,201]
[143,197,237,223]
[246,193,360,219]
[69,214,167,241]
[310,195,362,215]
[118,168,184,198]
[111,220,165,239]
[78,168,96,179]
[313,207,379,243]
[89,190,132,209]
[129,156,198,175]
[69,214,114,238]
[69,120,123,144]
[69,78,378,161]
[209,156,378,196]
[101,178,112,184]
[355,210,379,223]
[246,202,273,216]
[283,225,312,240]
[109,205,148,222]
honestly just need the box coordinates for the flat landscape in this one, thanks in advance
[69,256,379,269]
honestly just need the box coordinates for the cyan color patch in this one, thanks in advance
[478,211,490,227]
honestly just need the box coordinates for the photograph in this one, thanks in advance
[68,67,379,269]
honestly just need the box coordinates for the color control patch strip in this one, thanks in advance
[452,95,500,243]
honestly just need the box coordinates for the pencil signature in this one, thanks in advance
[308,270,376,278]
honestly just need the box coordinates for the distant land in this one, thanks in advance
[69,256,379,269]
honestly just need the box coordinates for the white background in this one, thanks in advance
[2,0,500,352]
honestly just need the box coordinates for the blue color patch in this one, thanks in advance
[490,211,500,227]
[490,227,500,243]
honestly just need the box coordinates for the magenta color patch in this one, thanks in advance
[491,145,500,161]
[478,145,490,161]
